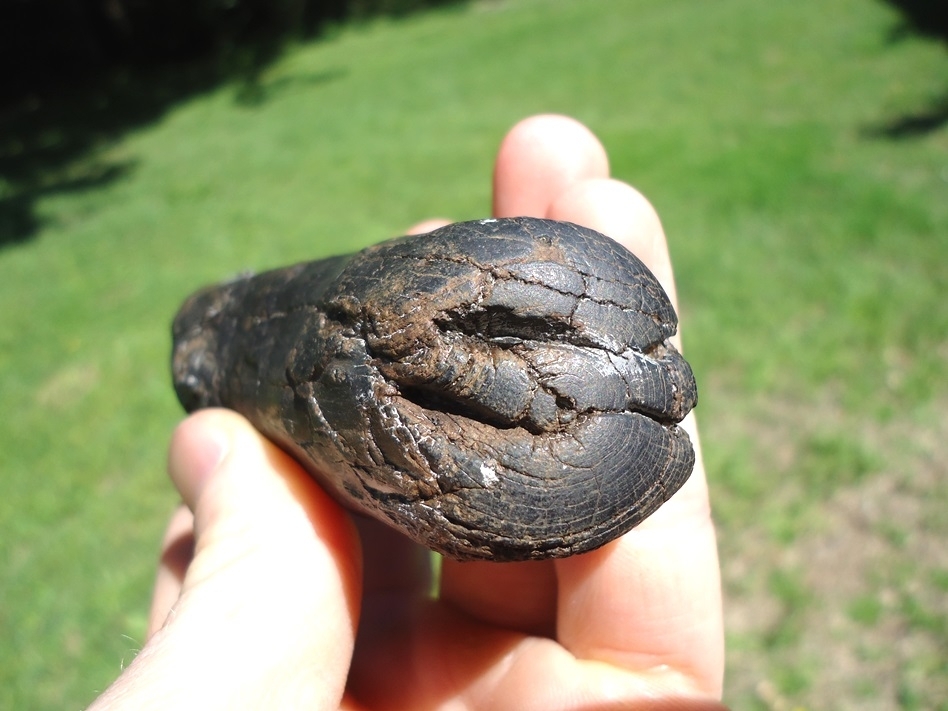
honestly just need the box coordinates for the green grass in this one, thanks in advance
[2,0,947,707]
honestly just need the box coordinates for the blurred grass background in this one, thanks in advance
[1,0,946,708]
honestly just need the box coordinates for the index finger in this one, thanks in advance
[452,113,723,696]
[548,178,724,696]
[439,114,611,630]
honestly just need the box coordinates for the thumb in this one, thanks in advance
[92,409,362,711]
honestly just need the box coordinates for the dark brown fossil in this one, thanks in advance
[171,217,697,561]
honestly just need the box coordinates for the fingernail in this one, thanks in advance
[192,426,230,479]
[169,414,232,507]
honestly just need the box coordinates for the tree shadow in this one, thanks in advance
[881,0,948,42]
[867,0,948,139]
[0,61,210,245]
[0,162,135,246]
[0,0,466,247]
[0,53,347,247]
[233,67,348,107]
[864,90,948,139]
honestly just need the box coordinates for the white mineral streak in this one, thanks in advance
[479,463,500,486]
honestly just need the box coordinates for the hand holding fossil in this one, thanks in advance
[91,115,724,711]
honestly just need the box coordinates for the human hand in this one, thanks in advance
[90,115,725,710]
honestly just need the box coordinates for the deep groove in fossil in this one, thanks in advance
[435,307,571,343]
[395,382,547,435]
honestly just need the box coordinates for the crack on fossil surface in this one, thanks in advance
[434,307,573,344]
[386,245,673,325]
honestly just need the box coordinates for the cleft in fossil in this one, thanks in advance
[171,217,697,561]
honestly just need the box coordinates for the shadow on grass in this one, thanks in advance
[0,54,347,247]
[864,91,948,138]
[0,0,470,248]
[880,0,948,42]
[0,163,135,243]
[865,0,948,138]
[233,67,347,107]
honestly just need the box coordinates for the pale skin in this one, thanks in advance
[89,115,725,710]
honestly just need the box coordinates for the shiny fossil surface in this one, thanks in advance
[172,217,697,561]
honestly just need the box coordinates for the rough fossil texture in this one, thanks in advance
[172,217,697,561]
